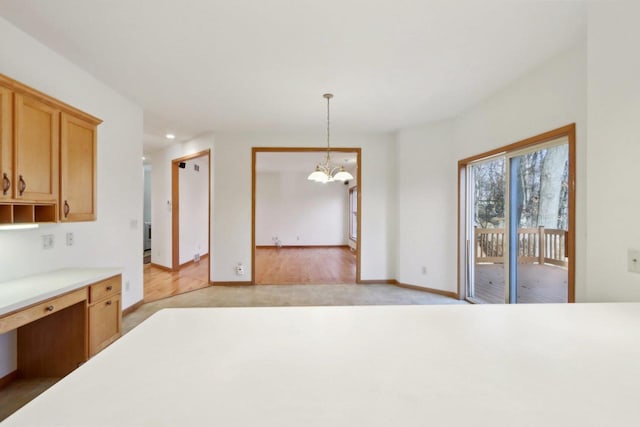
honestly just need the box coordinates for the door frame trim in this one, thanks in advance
[251,147,362,284]
[457,124,576,303]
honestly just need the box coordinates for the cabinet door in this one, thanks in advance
[60,113,97,221]
[0,86,12,200]
[14,94,59,201]
[89,294,121,356]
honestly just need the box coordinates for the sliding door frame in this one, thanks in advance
[457,124,576,303]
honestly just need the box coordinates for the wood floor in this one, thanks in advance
[144,256,210,303]
[255,247,356,284]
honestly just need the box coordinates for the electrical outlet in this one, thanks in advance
[42,234,54,249]
[236,263,245,276]
[125,281,131,291]
[421,266,427,275]
[628,249,640,273]
[66,232,74,246]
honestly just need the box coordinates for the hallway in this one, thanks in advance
[144,257,209,303]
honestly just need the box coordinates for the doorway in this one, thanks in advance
[252,148,361,284]
[143,150,211,303]
[459,125,575,303]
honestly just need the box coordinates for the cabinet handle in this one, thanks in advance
[18,175,26,196]
[2,173,9,196]
[64,200,70,218]
[106,300,112,306]
[106,286,113,291]
[45,305,54,312]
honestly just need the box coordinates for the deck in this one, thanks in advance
[472,263,568,304]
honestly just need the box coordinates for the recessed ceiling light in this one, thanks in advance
[142,156,146,161]
[165,133,176,140]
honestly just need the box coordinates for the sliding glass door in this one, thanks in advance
[507,141,569,303]
[467,157,506,303]
[462,128,573,304]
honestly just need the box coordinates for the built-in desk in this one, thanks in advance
[0,269,122,381]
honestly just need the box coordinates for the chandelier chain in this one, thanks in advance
[326,94,330,151]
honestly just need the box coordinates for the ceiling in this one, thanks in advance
[0,1,586,152]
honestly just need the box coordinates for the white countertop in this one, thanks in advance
[3,303,640,426]
[0,268,122,317]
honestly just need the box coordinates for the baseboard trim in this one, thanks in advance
[256,245,350,249]
[0,370,19,390]
[122,299,144,316]
[393,281,459,299]
[358,279,397,284]
[211,281,253,286]
[179,254,209,269]
[150,263,172,272]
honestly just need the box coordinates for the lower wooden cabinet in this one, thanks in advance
[88,277,122,356]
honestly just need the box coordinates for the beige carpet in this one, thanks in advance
[123,283,466,334]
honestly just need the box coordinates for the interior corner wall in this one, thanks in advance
[395,120,457,292]
[0,16,143,378]
[212,132,395,282]
[148,134,214,277]
[394,42,586,296]
[453,42,587,299]
[255,171,348,246]
[585,1,640,302]
[179,157,209,264]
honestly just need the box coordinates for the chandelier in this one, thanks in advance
[307,93,354,183]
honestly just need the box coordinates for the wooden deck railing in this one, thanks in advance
[475,227,567,267]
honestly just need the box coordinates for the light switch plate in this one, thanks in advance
[628,249,640,273]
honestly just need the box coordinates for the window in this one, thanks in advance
[349,186,358,241]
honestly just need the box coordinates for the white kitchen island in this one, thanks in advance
[2,303,640,426]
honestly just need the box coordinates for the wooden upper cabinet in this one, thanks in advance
[60,113,97,222]
[14,93,59,202]
[0,86,12,200]
[0,73,101,224]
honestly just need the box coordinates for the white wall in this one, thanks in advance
[394,42,586,296]
[143,164,152,250]
[149,134,214,276]
[584,1,640,302]
[0,17,143,377]
[347,172,359,251]
[395,120,457,292]
[213,132,395,282]
[179,157,209,264]
[143,165,152,223]
[256,171,348,246]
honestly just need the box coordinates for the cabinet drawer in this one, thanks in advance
[89,294,121,356]
[89,275,121,303]
[0,287,87,334]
